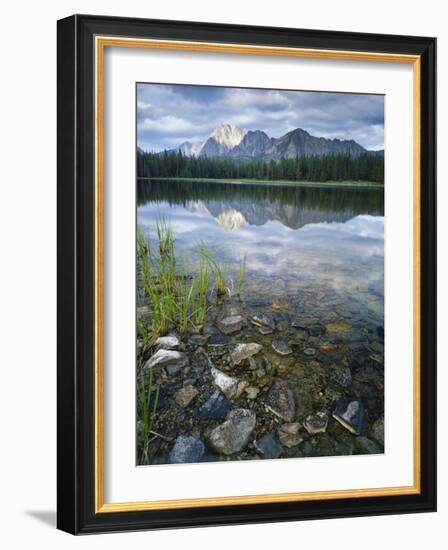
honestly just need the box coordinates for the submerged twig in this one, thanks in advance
[148,430,173,442]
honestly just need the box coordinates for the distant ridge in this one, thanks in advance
[163,123,380,161]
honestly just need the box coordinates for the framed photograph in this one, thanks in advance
[57,14,436,534]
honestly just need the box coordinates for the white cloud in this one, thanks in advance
[137,84,384,152]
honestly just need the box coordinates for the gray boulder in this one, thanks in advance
[303,412,329,434]
[155,335,180,350]
[333,398,365,435]
[209,409,256,455]
[175,385,199,408]
[195,390,231,420]
[217,315,245,335]
[255,433,282,459]
[272,340,292,356]
[278,423,303,448]
[145,349,188,372]
[169,436,205,464]
[210,367,239,399]
[330,365,352,387]
[230,343,262,365]
[266,381,296,422]
[251,314,276,331]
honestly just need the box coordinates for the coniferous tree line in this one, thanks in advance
[138,178,384,215]
[137,150,384,184]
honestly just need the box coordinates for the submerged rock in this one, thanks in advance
[245,386,260,400]
[325,319,352,333]
[308,325,325,337]
[330,365,352,387]
[169,435,205,464]
[301,440,316,457]
[371,416,385,446]
[255,432,282,459]
[256,367,266,379]
[195,390,231,420]
[155,335,180,350]
[248,357,257,370]
[355,436,382,455]
[267,381,296,422]
[145,349,188,371]
[278,422,303,448]
[271,297,292,311]
[175,385,199,408]
[188,334,210,346]
[319,343,341,353]
[208,332,230,346]
[279,422,301,434]
[272,340,292,356]
[209,409,256,455]
[303,412,329,435]
[217,315,245,335]
[251,314,276,331]
[291,317,319,329]
[333,398,365,435]
[188,324,203,335]
[211,366,239,399]
[303,347,317,356]
[191,347,212,372]
[230,343,262,365]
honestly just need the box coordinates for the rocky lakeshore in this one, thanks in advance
[136,284,385,465]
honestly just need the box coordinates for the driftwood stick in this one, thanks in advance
[149,430,172,442]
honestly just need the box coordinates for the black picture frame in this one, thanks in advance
[57,14,436,534]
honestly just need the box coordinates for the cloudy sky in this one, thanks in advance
[137,83,384,152]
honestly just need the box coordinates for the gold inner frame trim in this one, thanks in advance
[94,35,421,513]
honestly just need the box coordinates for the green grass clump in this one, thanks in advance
[236,254,247,295]
[177,265,195,334]
[137,366,160,464]
[156,217,174,259]
[199,243,230,296]
[137,222,248,337]
[137,221,214,337]
[191,254,210,326]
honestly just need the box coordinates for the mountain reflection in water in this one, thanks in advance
[137,179,384,304]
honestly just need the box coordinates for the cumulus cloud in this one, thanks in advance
[137,83,384,152]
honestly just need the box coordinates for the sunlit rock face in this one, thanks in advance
[199,124,246,158]
[210,123,246,148]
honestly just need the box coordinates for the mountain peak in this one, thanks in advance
[285,127,310,138]
[210,123,246,148]
[170,124,370,160]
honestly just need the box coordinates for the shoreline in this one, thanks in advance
[137,176,384,190]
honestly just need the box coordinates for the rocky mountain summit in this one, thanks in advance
[229,130,271,159]
[199,123,246,158]
[262,128,367,160]
[172,122,382,161]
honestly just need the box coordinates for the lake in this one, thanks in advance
[137,178,385,463]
